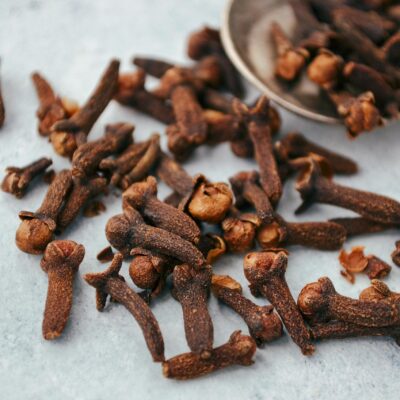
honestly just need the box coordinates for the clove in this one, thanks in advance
[307,49,343,89]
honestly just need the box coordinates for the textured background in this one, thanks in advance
[0,1,399,399]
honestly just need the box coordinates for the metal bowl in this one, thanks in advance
[220,0,340,123]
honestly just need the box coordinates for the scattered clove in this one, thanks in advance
[257,215,346,251]
[339,246,391,282]
[84,253,165,362]
[295,158,400,225]
[211,274,283,345]
[162,331,256,380]
[172,264,214,358]
[51,60,120,157]
[2,157,52,198]
[41,240,85,340]
[16,170,72,254]
[244,250,315,355]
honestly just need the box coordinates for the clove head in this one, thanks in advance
[16,212,56,254]
[122,175,157,210]
[307,49,343,89]
[211,274,242,295]
[105,213,135,256]
[50,131,78,158]
[257,222,286,249]
[187,179,233,223]
[129,254,161,290]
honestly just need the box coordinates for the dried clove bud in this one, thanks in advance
[307,49,343,89]
[71,122,134,179]
[230,171,275,225]
[31,72,78,136]
[51,60,120,157]
[106,206,205,267]
[16,170,72,254]
[391,240,400,267]
[233,97,282,205]
[297,276,400,327]
[122,176,201,244]
[162,331,256,380]
[173,264,213,358]
[115,69,175,124]
[244,250,315,355]
[339,246,391,282]
[222,208,261,253]
[327,90,383,138]
[2,157,52,198]
[295,158,400,225]
[84,253,165,362]
[211,274,283,345]
[257,215,346,251]
[275,132,358,175]
[270,21,309,81]
[156,153,232,224]
[56,175,108,233]
[41,240,85,340]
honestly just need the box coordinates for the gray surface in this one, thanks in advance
[0,1,399,399]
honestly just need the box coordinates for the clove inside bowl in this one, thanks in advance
[220,0,340,124]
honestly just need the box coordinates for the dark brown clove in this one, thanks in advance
[270,21,309,81]
[16,170,72,254]
[172,264,213,358]
[211,274,283,345]
[56,175,107,233]
[31,72,78,136]
[122,176,201,244]
[84,253,165,362]
[244,250,315,355]
[162,330,256,380]
[295,158,400,225]
[233,97,282,205]
[275,132,358,175]
[71,122,134,179]
[51,60,120,157]
[197,234,226,264]
[297,276,400,327]
[2,157,52,198]
[41,240,85,340]
[230,171,275,225]
[106,206,205,267]
[257,216,346,251]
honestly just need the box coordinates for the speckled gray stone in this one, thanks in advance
[0,1,399,399]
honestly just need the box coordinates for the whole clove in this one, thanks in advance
[2,157,52,198]
[172,264,214,358]
[244,250,315,355]
[16,170,72,254]
[84,253,165,362]
[51,60,120,157]
[162,331,256,380]
[211,274,283,345]
[41,240,85,340]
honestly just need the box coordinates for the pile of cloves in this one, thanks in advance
[271,0,400,137]
[2,22,400,381]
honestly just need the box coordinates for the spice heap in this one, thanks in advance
[271,0,400,137]
[2,23,400,381]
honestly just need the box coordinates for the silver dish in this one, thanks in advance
[221,0,340,123]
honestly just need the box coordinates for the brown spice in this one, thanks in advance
[211,274,283,345]
[41,240,85,340]
[244,250,315,355]
[51,60,120,157]
[106,206,205,267]
[84,253,165,362]
[31,72,78,136]
[197,234,226,264]
[172,264,214,358]
[2,157,52,198]
[163,330,256,380]
[295,158,400,225]
[270,21,309,81]
[122,176,201,244]
[16,170,72,254]
[71,122,134,179]
[297,276,400,327]
[257,216,346,251]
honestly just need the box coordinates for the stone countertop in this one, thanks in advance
[0,1,399,399]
